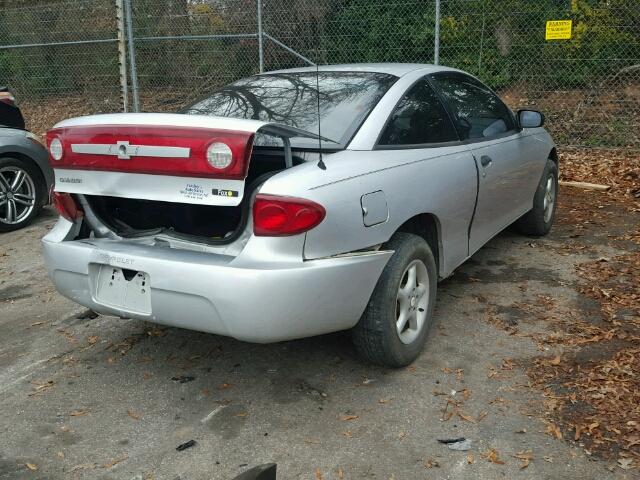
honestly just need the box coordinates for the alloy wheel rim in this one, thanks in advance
[543,174,556,223]
[0,166,36,225]
[395,259,429,345]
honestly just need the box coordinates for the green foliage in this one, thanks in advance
[323,0,639,89]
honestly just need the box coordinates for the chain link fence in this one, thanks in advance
[1,0,638,149]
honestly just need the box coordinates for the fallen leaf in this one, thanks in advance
[467,453,475,464]
[103,455,128,469]
[545,422,563,440]
[57,452,65,459]
[26,463,38,471]
[337,467,344,479]
[512,450,533,469]
[30,321,45,327]
[88,335,99,345]
[146,328,167,337]
[457,411,476,423]
[378,398,392,404]
[70,409,89,417]
[483,449,505,465]
[424,458,439,468]
[342,430,353,438]
[315,467,323,480]
[550,355,561,365]
[234,412,248,418]
[618,458,634,470]
[127,409,140,420]
[340,415,359,421]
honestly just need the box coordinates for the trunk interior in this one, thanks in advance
[84,149,303,243]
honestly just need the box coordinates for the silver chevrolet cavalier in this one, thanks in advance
[43,63,557,367]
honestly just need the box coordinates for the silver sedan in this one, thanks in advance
[43,63,557,367]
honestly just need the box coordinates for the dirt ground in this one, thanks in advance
[1,157,639,479]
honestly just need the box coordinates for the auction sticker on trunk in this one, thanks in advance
[180,183,209,201]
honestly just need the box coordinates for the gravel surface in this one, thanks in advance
[0,188,637,480]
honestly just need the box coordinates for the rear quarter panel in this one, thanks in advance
[259,145,478,276]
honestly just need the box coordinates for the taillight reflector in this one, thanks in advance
[253,194,325,236]
[52,192,83,222]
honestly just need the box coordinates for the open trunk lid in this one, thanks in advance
[47,113,318,207]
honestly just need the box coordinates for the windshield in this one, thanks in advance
[183,72,397,149]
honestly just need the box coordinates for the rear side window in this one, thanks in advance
[430,73,516,140]
[378,79,458,146]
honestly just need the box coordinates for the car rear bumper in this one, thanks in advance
[42,223,391,343]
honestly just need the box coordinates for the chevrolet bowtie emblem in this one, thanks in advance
[71,142,191,159]
[115,141,137,159]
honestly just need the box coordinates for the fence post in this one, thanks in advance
[257,0,264,73]
[434,0,441,65]
[116,0,128,112]
[123,0,140,112]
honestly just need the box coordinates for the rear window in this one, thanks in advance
[183,72,397,149]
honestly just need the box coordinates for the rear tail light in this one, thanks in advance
[206,142,233,169]
[52,192,83,222]
[253,194,325,236]
[49,137,64,161]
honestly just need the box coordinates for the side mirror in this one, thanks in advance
[517,109,544,128]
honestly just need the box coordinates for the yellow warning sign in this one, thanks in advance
[545,20,572,40]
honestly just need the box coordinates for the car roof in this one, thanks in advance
[264,63,462,78]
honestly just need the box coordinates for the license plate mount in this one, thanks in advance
[94,265,151,314]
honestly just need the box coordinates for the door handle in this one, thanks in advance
[480,155,492,167]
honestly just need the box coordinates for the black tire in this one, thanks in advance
[513,159,558,236]
[352,232,437,367]
[0,156,46,233]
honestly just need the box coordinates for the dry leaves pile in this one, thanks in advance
[559,148,640,203]
[523,150,640,470]
[527,253,640,468]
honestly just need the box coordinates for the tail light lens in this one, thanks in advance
[253,194,326,236]
[49,137,64,161]
[52,192,83,222]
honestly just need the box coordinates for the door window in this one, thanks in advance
[431,73,516,140]
[378,79,458,146]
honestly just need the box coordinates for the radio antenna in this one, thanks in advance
[315,55,326,171]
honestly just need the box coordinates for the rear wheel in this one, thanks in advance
[352,232,437,367]
[513,158,558,236]
[0,157,45,232]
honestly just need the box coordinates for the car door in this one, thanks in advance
[374,77,478,273]
[430,72,537,254]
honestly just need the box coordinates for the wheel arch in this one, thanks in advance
[392,213,443,277]
[549,147,559,165]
